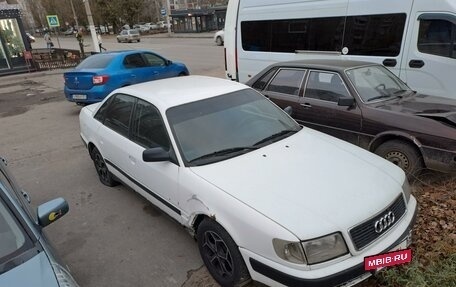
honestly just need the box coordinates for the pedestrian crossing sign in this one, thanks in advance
[46,15,60,27]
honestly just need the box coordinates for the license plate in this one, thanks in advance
[72,94,86,100]
[376,238,410,272]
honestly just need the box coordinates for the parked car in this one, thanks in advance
[63,28,75,36]
[64,50,189,105]
[246,60,456,176]
[0,157,78,286]
[116,29,140,43]
[214,29,224,46]
[79,76,417,287]
[25,33,35,43]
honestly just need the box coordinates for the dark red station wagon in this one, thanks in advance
[247,60,456,177]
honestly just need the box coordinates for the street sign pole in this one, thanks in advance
[166,0,172,37]
[46,15,61,48]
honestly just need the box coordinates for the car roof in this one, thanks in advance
[268,59,379,72]
[116,76,247,110]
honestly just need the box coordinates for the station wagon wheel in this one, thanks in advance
[197,219,250,287]
[90,146,118,187]
[375,140,424,178]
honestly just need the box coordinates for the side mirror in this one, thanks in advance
[338,97,355,107]
[283,106,293,116]
[143,147,170,162]
[37,198,69,227]
[166,60,172,66]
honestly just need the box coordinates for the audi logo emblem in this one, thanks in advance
[374,211,395,234]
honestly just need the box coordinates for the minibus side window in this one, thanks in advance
[343,13,406,57]
[418,19,456,59]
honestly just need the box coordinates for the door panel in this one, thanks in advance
[299,71,362,145]
[402,13,456,98]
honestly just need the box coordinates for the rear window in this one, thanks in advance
[76,54,116,70]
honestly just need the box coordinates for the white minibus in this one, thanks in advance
[225,0,456,99]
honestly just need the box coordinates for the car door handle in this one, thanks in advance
[128,155,136,164]
[383,58,397,67]
[300,103,312,108]
[409,60,425,68]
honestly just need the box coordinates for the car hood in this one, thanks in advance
[0,252,58,287]
[375,93,456,126]
[190,129,405,240]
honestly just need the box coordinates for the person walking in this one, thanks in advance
[76,28,84,57]
[44,32,53,49]
[97,33,107,52]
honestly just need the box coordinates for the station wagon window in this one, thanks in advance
[418,19,456,59]
[104,94,135,137]
[266,69,306,96]
[131,99,170,150]
[123,53,147,68]
[143,53,166,67]
[305,71,350,102]
[252,68,277,90]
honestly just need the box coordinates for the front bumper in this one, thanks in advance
[243,197,418,287]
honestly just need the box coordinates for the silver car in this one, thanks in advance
[117,29,141,43]
[0,157,78,286]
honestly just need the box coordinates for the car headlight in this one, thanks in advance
[402,180,411,203]
[301,232,348,265]
[52,264,79,287]
[273,239,306,264]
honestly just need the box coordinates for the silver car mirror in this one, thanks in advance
[37,198,69,227]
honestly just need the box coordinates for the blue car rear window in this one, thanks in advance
[76,54,116,69]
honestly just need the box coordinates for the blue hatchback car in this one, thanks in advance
[0,157,78,286]
[64,50,189,104]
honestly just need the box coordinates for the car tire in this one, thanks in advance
[196,218,251,287]
[117,39,121,43]
[178,72,187,76]
[375,140,424,178]
[90,146,118,187]
[216,37,223,46]
[137,39,140,42]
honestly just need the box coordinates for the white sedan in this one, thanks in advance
[79,76,417,287]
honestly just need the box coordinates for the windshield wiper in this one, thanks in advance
[189,146,259,163]
[254,129,299,146]
[367,95,394,102]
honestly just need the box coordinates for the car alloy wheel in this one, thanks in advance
[91,147,118,187]
[202,230,234,278]
[197,219,250,287]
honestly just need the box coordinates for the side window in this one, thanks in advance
[241,17,344,53]
[131,100,170,150]
[252,68,277,90]
[123,53,147,69]
[418,19,455,59]
[305,71,350,102]
[104,94,135,137]
[94,96,113,123]
[265,69,306,96]
[143,53,166,67]
[343,13,406,56]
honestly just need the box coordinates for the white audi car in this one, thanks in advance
[79,76,417,287]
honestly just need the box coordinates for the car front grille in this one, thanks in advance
[349,195,406,250]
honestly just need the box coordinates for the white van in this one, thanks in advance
[225,0,456,99]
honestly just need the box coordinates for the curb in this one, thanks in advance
[0,69,69,84]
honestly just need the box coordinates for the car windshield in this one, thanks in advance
[167,88,301,166]
[76,54,116,70]
[0,195,32,266]
[345,65,412,102]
